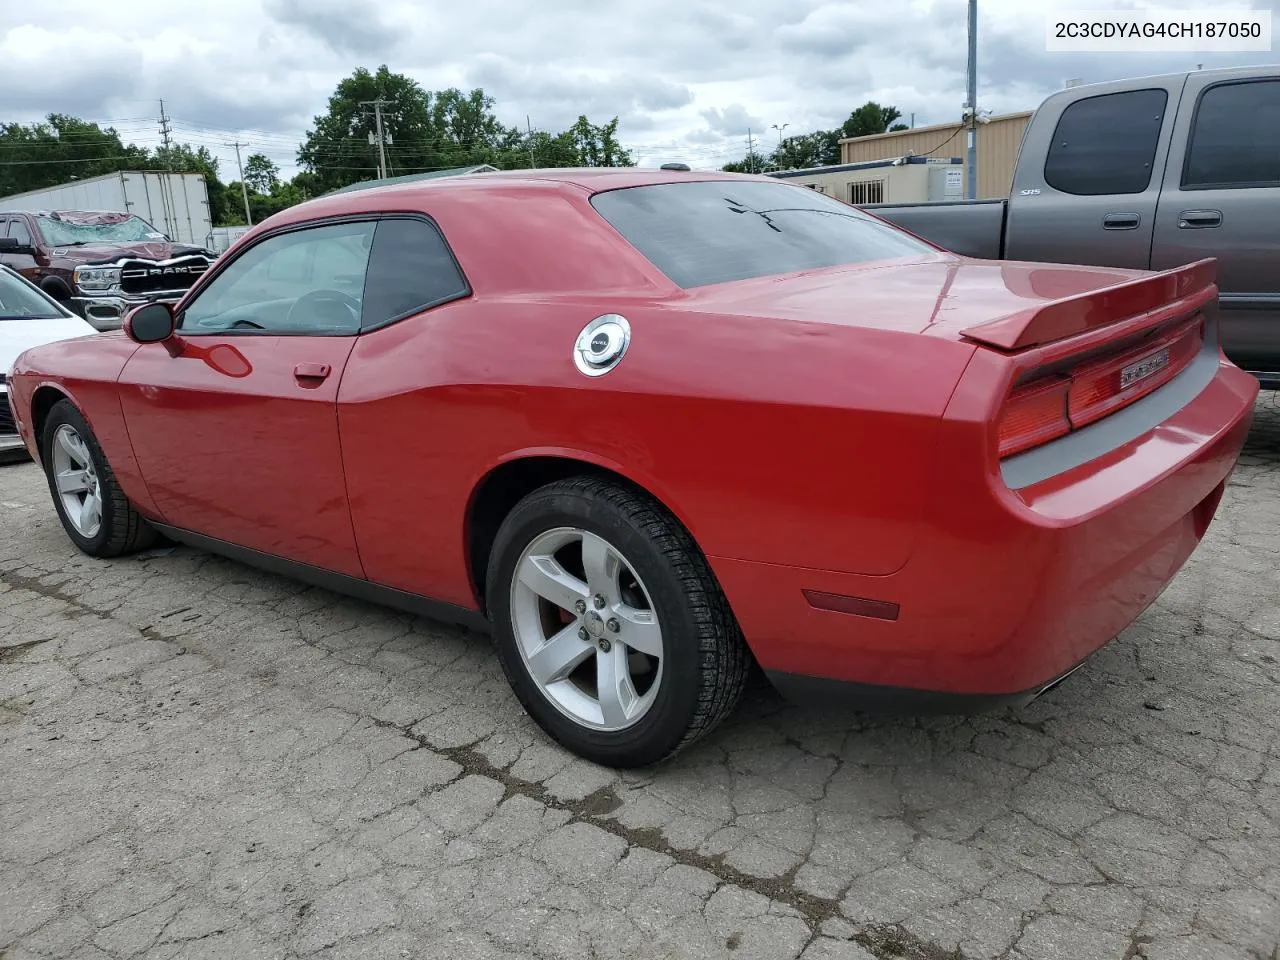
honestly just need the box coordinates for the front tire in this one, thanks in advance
[486,476,750,768]
[41,399,157,557]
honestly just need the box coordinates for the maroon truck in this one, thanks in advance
[0,210,215,331]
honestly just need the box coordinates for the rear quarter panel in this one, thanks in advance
[9,333,158,516]
[337,295,976,608]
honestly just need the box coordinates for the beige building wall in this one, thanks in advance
[839,112,1032,200]
[771,161,964,204]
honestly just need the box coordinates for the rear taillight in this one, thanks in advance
[997,314,1204,460]
[1067,317,1203,429]
[997,376,1071,458]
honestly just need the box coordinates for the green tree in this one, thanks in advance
[721,151,770,174]
[298,65,639,190]
[771,130,842,170]
[565,116,635,167]
[0,115,151,197]
[840,102,903,139]
[243,153,280,194]
[297,65,440,192]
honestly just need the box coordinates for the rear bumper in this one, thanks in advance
[712,355,1258,705]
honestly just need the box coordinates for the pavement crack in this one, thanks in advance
[0,637,52,662]
[374,718,967,960]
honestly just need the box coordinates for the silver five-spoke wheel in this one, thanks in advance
[489,477,750,767]
[50,423,102,539]
[511,526,664,731]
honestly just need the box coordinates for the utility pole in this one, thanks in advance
[157,100,177,238]
[527,115,536,169]
[226,140,253,226]
[965,0,978,200]
[361,99,393,180]
[746,128,755,173]
[158,100,173,154]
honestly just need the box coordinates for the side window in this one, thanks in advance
[8,219,32,245]
[180,221,374,334]
[1183,80,1280,189]
[360,217,469,329]
[1044,88,1168,196]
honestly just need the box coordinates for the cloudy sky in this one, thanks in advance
[3,0,1276,182]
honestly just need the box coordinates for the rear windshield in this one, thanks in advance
[590,180,935,289]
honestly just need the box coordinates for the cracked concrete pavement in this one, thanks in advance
[2,394,1278,960]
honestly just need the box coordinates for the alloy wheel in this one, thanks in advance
[509,527,665,731]
[50,423,103,539]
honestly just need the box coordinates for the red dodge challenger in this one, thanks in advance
[4,169,1258,767]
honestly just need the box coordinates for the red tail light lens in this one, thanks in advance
[1067,317,1203,429]
[997,376,1071,458]
[996,314,1203,460]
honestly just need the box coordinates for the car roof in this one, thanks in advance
[258,167,765,230]
[364,166,747,190]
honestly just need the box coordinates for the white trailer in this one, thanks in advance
[0,171,213,248]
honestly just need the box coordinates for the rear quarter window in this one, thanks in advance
[589,180,934,289]
[1043,88,1168,196]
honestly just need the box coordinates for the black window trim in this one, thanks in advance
[175,210,471,338]
[1042,86,1169,197]
[1180,76,1280,192]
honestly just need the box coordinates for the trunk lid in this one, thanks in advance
[674,255,1209,346]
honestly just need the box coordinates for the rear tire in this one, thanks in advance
[41,399,157,558]
[486,476,750,768]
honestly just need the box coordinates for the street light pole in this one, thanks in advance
[966,0,978,200]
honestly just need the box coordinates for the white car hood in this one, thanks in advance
[0,315,99,375]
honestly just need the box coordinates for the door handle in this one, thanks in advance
[1178,209,1222,229]
[293,362,331,382]
[1102,213,1141,230]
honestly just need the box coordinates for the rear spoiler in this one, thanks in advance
[960,258,1218,351]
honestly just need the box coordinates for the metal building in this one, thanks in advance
[838,111,1032,200]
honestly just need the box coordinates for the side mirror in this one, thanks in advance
[0,237,36,256]
[125,302,176,344]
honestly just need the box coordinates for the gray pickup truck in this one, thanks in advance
[867,65,1280,388]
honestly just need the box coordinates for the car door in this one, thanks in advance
[1004,80,1181,270]
[333,215,474,600]
[117,217,376,577]
[1151,71,1280,376]
[2,218,28,268]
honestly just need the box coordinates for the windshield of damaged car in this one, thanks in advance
[590,180,934,288]
[35,213,166,247]
[0,270,65,320]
